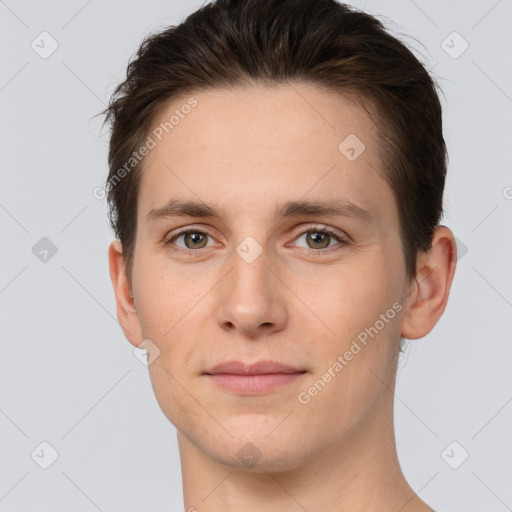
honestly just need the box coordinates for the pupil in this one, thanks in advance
[187,233,204,248]
[309,232,328,248]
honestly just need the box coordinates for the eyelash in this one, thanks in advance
[163,225,349,256]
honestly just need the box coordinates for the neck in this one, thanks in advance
[178,396,433,512]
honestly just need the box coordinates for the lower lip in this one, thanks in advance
[206,372,305,394]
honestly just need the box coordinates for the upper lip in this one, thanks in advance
[204,360,305,375]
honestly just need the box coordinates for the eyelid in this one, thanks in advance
[163,226,218,249]
[289,223,348,242]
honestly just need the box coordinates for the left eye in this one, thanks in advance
[292,229,346,250]
[164,227,347,254]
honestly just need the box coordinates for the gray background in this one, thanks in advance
[1,0,511,511]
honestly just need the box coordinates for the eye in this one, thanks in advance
[290,225,348,253]
[164,229,214,254]
[164,225,348,256]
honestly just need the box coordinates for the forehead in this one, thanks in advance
[146,83,377,162]
[137,83,394,227]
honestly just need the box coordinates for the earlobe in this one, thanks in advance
[108,240,144,347]
[400,226,457,340]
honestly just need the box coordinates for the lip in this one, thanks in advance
[204,360,306,395]
[205,359,303,375]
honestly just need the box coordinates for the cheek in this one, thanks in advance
[294,289,401,443]
[298,258,402,375]
[134,255,217,359]
[137,271,204,429]
[147,361,204,433]
[134,260,197,337]
[298,264,385,336]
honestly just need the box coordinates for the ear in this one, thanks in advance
[108,240,144,347]
[400,226,457,340]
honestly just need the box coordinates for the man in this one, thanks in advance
[103,0,456,509]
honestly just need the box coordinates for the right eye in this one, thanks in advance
[164,229,215,254]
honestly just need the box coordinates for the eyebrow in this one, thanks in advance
[145,198,373,224]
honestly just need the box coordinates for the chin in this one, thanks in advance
[207,431,309,474]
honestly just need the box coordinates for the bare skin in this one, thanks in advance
[108,83,456,511]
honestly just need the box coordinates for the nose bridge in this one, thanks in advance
[229,239,273,305]
[216,238,285,335]
[227,228,274,289]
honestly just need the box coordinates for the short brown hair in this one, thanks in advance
[100,0,447,283]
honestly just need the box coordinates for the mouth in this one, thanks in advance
[203,360,307,395]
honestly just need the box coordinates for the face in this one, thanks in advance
[121,83,413,471]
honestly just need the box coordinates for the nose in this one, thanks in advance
[216,245,288,338]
